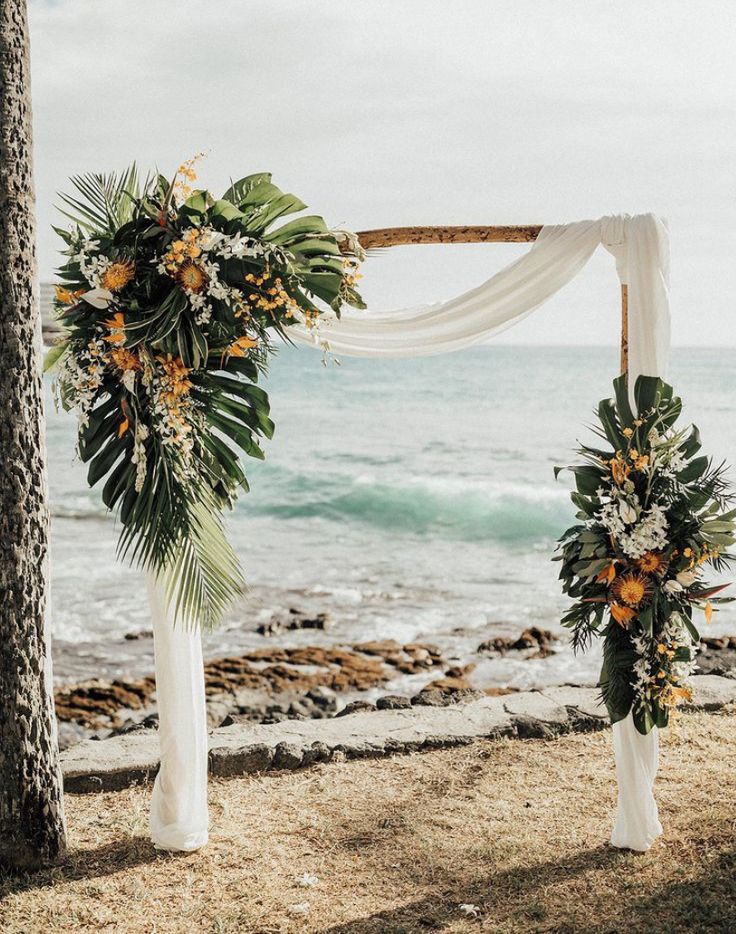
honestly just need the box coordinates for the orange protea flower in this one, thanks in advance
[610,456,630,485]
[103,312,127,344]
[611,571,653,607]
[610,603,636,627]
[100,259,135,292]
[636,551,668,576]
[175,260,208,293]
[110,346,140,373]
[226,335,259,357]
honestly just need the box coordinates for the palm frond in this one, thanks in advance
[57,164,141,234]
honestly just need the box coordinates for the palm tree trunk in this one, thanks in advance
[0,0,66,870]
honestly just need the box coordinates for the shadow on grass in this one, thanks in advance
[324,840,736,934]
[0,837,185,898]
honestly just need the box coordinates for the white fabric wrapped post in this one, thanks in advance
[147,213,670,853]
[603,214,670,851]
[147,576,209,851]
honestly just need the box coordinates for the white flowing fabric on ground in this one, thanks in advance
[148,213,669,852]
[147,576,209,851]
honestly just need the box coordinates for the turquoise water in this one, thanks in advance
[47,345,736,690]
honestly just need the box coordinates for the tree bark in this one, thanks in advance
[0,0,67,870]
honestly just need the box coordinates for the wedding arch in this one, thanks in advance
[47,172,688,850]
[141,213,670,853]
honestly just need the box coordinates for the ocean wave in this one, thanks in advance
[251,474,572,543]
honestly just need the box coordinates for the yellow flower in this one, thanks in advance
[103,312,127,344]
[54,285,84,304]
[610,603,636,627]
[636,551,668,576]
[110,347,140,373]
[610,456,630,486]
[100,259,135,292]
[226,335,259,357]
[623,427,634,438]
[704,601,713,625]
[596,562,617,585]
[612,571,652,607]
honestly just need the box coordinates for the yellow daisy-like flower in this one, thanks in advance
[611,571,653,607]
[175,260,208,294]
[100,259,135,292]
[636,551,668,576]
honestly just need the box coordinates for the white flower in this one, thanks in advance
[664,579,684,595]
[297,872,319,888]
[81,288,114,309]
[619,501,638,524]
[676,570,697,588]
[459,904,482,919]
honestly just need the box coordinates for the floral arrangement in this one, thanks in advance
[555,375,735,733]
[47,160,365,627]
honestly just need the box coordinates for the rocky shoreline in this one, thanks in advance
[54,625,736,752]
[53,624,557,749]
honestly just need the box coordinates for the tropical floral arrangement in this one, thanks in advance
[46,159,365,627]
[555,375,735,733]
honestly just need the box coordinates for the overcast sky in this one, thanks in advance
[28,1,736,346]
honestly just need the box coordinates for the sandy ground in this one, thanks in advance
[1,708,734,934]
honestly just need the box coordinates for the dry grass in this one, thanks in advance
[1,709,735,934]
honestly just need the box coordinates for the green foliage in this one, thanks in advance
[52,164,365,628]
[555,375,735,733]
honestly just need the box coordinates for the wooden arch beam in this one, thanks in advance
[354,225,542,249]
[352,224,629,376]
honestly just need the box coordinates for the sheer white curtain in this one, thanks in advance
[149,213,670,852]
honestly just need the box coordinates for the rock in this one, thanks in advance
[697,638,736,679]
[123,630,153,641]
[306,686,338,712]
[55,639,445,739]
[335,700,376,717]
[503,691,569,734]
[540,686,607,732]
[257,609,332,636]
[511,715,559,739]
[376,695,411,710]
[478,627,557,658]
[210,742,273,777]
[273,742,305,769]
[484,686,518,698]
[690,674,736,709]
[411,689,456,708]
[109,713,159,737]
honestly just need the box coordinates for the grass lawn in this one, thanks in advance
[1,707,734,933]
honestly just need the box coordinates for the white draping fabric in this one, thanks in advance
[147,576,209,851]
[147,213,669,852]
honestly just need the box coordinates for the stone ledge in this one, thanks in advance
[60,675,736,793]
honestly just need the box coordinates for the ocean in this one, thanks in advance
[46,344,736,694]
